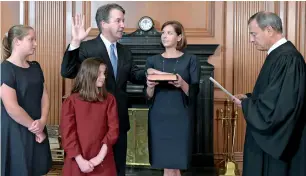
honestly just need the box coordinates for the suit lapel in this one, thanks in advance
[116,44,124,83]
[96,36,116,81]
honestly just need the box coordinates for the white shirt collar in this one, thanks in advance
[267,38,287,55]
[100,34,117,57]
[100,34,117,48]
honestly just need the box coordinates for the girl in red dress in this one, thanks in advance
[60,58,119,176]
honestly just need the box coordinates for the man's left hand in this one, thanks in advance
[231,96,242,107]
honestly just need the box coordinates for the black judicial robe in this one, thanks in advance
[241,41,306,176]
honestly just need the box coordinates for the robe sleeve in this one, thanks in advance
[245,93,252,97]
[60,97,82,159]
[241,54,306,159]
[101,94,119,147]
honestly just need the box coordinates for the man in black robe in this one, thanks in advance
[232,11,306,176]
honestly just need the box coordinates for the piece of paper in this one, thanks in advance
[209,77,234,98]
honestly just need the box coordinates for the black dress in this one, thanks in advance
[146,53,200,169]
[1,60,52,176]
[241,41,306,176]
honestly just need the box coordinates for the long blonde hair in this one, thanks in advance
[1,25,34,61]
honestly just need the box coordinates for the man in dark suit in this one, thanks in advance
[61,3,145,176]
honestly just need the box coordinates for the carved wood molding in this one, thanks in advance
[85,2,215,38]
[72,1,75,16]
[23,1,66,125]
[23,1,29,25]
[83,1,91,29]
[296,1,306,58]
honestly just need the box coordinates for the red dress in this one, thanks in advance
[60,93,119,176]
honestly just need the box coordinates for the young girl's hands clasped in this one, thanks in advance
[89,144,108,166]
[28,119,46,143]
[75,155,95,173]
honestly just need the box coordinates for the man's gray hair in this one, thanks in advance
[248,11,283,33]
[95,3,125,33]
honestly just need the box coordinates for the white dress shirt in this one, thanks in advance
[69,34,118,58]
[267,38,287,55]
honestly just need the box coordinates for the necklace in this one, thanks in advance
[162,58,179,74]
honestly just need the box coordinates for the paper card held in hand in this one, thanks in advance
[209,77,234,98]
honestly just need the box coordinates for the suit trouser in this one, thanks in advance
[113,132,127,176]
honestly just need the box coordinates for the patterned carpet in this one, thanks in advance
[46,165,62,176]
[47,165,218,176]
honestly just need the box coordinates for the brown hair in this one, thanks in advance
[95,3,125,32]
[161,21,187,51]
[2,25,34,61]
[71,58,108,102]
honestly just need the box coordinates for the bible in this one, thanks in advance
[147,74,178,82]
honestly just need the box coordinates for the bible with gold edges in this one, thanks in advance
[147,74,178,82]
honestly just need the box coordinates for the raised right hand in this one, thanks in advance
[233,94,247,100]
[71,14,92,46]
